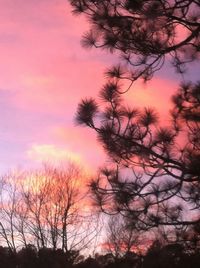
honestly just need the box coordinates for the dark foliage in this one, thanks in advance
[0,244,199,268]
[69,0,200,86]
[76,81,200,230]
[0,246,16,268]
[69,1,200,266]
[0,246,78,268]
[69,1,200,231]
[75,256,101,268]
[17,245,38,268]
[143,240,200,268]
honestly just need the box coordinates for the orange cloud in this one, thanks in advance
[27,143,82,165]
[49,126,106,169]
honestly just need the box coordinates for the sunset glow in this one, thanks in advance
[0,0,198,173]
[0,1,199,265]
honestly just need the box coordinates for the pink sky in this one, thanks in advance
[0,0,199,173]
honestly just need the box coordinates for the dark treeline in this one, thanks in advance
[1,0,200,267]
[0,241,200,268]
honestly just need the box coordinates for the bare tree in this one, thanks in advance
[22,172,50,249]
[20,164,99,253]
[0,163,99,257]
[103,215,143,259]
[0,174,25,252]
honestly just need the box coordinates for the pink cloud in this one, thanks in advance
[0,0,107,117]
[13,59,105,115]
[0,0,198,173]
[49,125,106,169]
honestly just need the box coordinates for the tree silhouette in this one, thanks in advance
[143,236,200,268]
[0,164,98,258]
[69,0,200,87]
[76,81,200,230]
[0,246,16,268]
[21,164,94,252]
[75,256,101,268]
[69,0,200,257]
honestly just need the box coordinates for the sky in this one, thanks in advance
[0,0,199,173]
